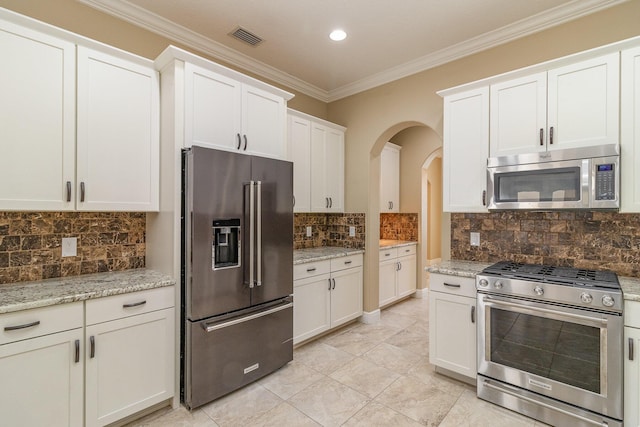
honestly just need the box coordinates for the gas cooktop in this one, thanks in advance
[482,261,620,291]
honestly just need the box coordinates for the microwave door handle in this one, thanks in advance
[256,181,262,287]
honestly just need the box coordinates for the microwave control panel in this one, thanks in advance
[594,163,615,200]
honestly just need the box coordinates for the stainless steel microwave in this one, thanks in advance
[487,146,619,210]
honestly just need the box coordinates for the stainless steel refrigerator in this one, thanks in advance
[181,146,293,409]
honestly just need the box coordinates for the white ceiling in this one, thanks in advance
[79,0,627,102]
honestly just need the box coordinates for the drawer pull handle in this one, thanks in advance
[385,253,391,257]
[75,339,80,363]
[443,283,461,288]
[344,260,352,265]
[90,335,95,358]
[306,267,317,273]
[4,320,40,331]
[123,300,147,308]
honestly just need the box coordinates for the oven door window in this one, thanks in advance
[495,167,581,202]
[489,308,601,393]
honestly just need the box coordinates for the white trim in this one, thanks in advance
[77,0,628,102]
[359,309,381,324]
[413,288,429,299]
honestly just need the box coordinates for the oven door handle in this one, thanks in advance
[482,295,609,326]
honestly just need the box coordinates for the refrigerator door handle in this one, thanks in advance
[248,180,255,288]
[203,301,293,332]
[256,181,262,287]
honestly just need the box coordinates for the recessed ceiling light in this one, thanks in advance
[329,29,347,41]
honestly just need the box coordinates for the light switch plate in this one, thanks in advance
[306,226,312,237]
[62,237,77,257]
[470,232,480,247]
[349,226,356,237]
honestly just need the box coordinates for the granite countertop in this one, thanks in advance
[294,247,365,264]
[620,276,640,302]
[0,269,175,314]
[379,239,417,249]
[426,260,492,279]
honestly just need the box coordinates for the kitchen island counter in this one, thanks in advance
[0,269,174,314]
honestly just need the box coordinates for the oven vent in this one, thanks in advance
[229,27,263,46]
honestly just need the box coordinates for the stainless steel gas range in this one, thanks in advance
[476,261,623,427]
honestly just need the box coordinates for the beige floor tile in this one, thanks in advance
[438,389,537,427]
[362,342,422,375]
[258,360,324,400]
[123,406,218,427]
[375,375,460,426]
[245,401,320,426]
[329,357,400,398]
[200,383,282,426]
[386,297,429,319]
[294,341,355,375]
[378,310,418,329]
[288,377,370,426]
[384,328,429,356]
[342,401,424,427]
[349,322,403,342]
[407,358,468,396]
[321,328,381,355]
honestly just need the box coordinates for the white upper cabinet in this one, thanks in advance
[288,114,311,212]
[76,46,159,211]
[0,18,76,211]
[380,143,400,212]
[0,10,160,212]
[490,53,620,157]
[621,46,640,213]
[443,87,489,213]
[184,61,288,159]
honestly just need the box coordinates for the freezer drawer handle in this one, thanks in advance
[256,181,262,287]
[203,302,293,333]
[4,320,40,331]
[123,300,146,308]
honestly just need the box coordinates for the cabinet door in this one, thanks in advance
[293,274,331,344]
[310,124,329,212]
[0,329,83,427]
[0,20,75,211]
[242,84,287,159]
[547,53,619,150]
[490,72,547,157]
[85,308,175,427]
[429,291,476,379]
[330,267,363,327]
[325,127,345,212]
[379,258,398,307]
[184,62,242,152]
[625,326,640,427]
[380,144,400,212]
[443,87,489,212]
[397,254,416,298]
[621,46,640,213]
[288,115,311,212]
[76,46,159,211]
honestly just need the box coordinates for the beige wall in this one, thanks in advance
[426,157,442,261]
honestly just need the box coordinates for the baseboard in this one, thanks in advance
[412,288,429,299]
[360,309,380,324]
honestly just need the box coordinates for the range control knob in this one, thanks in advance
[580,292,593,304]
[494,281,503,289]
[533,286,544,296]
[478,279,489,288]
[602,295,615,307]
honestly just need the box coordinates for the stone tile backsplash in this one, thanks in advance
[380,213,418,241]
[451,211,640,277]
[294,213,365,250]
[0,212,145,285]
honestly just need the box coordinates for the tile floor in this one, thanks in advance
[126,296,549,426]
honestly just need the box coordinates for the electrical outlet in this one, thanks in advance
[62,237,77,257]
[349,226,356,237]
[470,232,480,247]
[306,226,312,237]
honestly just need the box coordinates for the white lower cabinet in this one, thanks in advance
[379,244,417,307]
[625,300,640,427]
[0,303,84,427]
[293,253,363,345]
[428,273,477,380]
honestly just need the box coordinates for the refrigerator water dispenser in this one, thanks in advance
[212,219,240,270]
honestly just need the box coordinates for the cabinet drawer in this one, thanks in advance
[396,245,416,257]
[0,302,83,345]
[429,273,476,299]
[379,248,398,261]
[294,260,330,280]
[625,301,640,328]
[330,254,363,272]
[86,286,175,326]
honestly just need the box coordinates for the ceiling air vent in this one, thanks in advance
[229,27,263,46]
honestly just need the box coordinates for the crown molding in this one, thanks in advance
[78,0,628,104]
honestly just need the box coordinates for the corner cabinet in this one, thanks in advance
[293,253,363,345]
[625,299,640,427]
[428,273,477,380]
[380,143,401,212]
[442,87,489,213]
[288,109,346,213]
[621,46,640,213]
[379,244,416,307]
[0,11,159,211]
